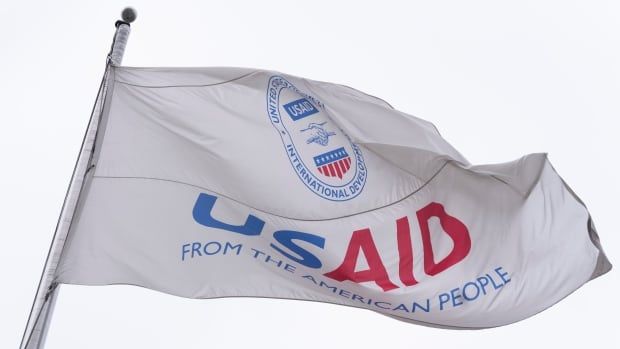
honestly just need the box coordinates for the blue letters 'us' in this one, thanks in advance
[192,193,265,236]
[192,193,326,269]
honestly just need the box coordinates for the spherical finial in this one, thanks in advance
[121,7,137,23]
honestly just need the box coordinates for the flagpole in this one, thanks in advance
[19,8,136,349]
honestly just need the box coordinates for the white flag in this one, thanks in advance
[53,66,610,329]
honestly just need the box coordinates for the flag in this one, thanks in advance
[52,66,610,329]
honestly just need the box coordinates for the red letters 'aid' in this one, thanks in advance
[324,202,471,292]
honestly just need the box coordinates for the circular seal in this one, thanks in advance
[266,75,367,201]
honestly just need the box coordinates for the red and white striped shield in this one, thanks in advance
[313,147,351,179]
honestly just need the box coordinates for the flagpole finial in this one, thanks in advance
[121,7,137,23]
[110,8,135,65]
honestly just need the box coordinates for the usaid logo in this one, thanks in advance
[283,98,319,121]
[267,76,367,201]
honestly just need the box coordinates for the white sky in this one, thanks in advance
[1,1,619,348]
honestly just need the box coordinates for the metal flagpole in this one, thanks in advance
[19,8,136,349]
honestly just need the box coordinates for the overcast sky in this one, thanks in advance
[1,1,618,348]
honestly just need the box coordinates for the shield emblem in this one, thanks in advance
[313,147,351,179]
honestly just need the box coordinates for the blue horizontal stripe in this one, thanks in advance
[313,147,348,166]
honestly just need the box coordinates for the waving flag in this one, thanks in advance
[40,66,609,331]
